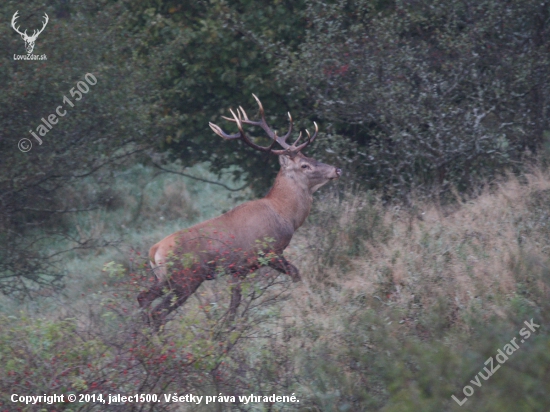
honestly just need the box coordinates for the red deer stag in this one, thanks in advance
[139,94,341,330]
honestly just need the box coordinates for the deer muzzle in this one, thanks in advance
[329,168,342,180]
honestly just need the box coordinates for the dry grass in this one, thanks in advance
[283,170,550,339]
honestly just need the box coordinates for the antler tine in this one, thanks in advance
[248,94,277,140]
[209,122,240,140]
[222,94,275,142]
[292,131,303,147]
[225,105,263,127]
[33,13,49,38]
[238,106,249,121]
[209,109,247,140]
[233,108,243,123]
[312,121,319,142]
[293,121,318,152]
[221,106,245,123]
[275,112,294,149]
[214,107,271,151]
[252,93,264,118]
[228,108,273,152]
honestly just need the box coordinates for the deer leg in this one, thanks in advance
[268,255,301,282]
[150,276,204,331]
[228,278,242,323]
[137,281,166,309]
[227,267,250,322]
[137,282,168,326]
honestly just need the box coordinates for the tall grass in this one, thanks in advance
[1,166,550,411]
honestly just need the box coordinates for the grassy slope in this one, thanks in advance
[1,165,549,411]
[286,171,550,411]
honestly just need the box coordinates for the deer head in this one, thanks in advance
[11,11,49,54]
[209,94,341,194]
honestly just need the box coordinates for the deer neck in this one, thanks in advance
[265,171,313,230]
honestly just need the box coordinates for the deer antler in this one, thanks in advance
[209,94,318,157]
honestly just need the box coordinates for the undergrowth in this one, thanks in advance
[1,168,550,411]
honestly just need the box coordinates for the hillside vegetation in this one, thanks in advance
[1,165,549,411]
[1,0,549,410]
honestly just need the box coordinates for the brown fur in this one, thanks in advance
[139,146,340,330]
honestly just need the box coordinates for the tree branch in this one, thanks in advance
[150,162,248,192]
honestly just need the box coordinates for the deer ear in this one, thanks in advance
[278,154,291,169]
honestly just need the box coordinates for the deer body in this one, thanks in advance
[149,199,301,283]
[139,96,340,329]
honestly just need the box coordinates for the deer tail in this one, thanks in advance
[148,243,166,281]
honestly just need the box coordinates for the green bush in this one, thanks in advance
[275,0,550,199]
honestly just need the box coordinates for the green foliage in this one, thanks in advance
[122,0,310,192]
[2,0,550,409]
[276,0,550,198]
[380,304,548,412]
[0,255,298,411]
[0,0,154,297]
[291,211,550,412]
[4,0,550,295]
[119,0,550,200]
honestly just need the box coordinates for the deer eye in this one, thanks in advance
[301,164,310,169]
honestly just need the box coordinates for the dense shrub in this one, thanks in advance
[276,0,550,198]
[125,0,550,200]
[0,0,153,296]
[0,259,297,411]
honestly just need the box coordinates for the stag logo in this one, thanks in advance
[11,10,49,55]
